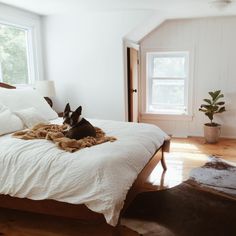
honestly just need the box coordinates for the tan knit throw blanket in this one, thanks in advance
[13,123,116,153]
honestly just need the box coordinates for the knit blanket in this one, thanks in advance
[13,123,116,152]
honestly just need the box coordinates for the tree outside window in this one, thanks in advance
[0,23,29,85]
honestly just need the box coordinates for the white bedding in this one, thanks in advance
[0,118,168,226]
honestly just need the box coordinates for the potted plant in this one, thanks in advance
[199,90,226,143]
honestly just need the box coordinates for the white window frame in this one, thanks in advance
[0,62,2,82]
[0,22,34,85]
[143,49,193,121]
[0,4,43,86]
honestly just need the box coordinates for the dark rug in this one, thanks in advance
[122,157,236,236]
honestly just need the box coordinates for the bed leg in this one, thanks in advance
[161,140,170,171]
[161,151,167,171]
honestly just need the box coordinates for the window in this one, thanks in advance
[0,23,31,85]
[146,51,190,115]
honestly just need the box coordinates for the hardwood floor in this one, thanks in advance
[0,137,235,236]
[145,137,236,190]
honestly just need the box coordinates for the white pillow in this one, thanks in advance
[0,87,58,120]
[14,107,49,128]
[0,104,24,135]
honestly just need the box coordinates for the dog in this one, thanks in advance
[63,103,96,140]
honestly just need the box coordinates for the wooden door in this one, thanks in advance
[127,47,139,122]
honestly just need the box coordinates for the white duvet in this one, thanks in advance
[0,118,168,226]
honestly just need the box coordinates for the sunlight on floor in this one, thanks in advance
[147,151,209,188]
[149,159,184,188]
[171,142,200,151]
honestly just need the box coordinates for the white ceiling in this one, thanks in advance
[1,0,236,16]
[1,0,236,42]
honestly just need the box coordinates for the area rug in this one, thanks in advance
[122,157,236,236]
[188,156,236,198]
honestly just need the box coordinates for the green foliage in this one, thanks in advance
[199,90,226,125]
[0,24,28,84]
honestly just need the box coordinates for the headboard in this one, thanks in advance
[0,82,16,89]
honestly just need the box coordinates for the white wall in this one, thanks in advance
[42,11,153,120]
[140,17,236,138]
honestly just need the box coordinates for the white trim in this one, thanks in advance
[0,3,43,85]
[124,40,140,51]
[0,62,2,82]
[141,113,193,121]
[146,51,189,114]
[141,47,194,121]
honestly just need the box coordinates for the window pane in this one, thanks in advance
[150,79,185,113]
[153,56,186,78]
[0,24,29,84]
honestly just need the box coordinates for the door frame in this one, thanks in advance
[123,40,140,122]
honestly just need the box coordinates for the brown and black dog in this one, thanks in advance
[63,103,96,140]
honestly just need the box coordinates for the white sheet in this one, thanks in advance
[0,118,168,226]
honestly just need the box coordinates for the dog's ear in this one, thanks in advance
[74,106,82,116]
[71,106,82,123]
[64,103,70,117]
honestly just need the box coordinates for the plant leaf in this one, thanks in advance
[214,94,224,102]
[201,104,211,109]
[215,101,225,106]
[200,90,225,122]
[213,90,221,99]
[205,112,213,121]
[213,106,219,112]
[209,91,215,99]
[203,99,212,104]
[217,107,226,113]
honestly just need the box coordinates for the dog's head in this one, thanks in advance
[63,103,82,127]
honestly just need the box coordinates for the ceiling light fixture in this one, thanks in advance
[210,0,232,10]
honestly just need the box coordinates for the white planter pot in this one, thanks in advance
[204,124,221,144]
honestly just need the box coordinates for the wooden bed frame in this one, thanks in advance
[0,82,170,233]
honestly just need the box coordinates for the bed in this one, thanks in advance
[0,82,170,231]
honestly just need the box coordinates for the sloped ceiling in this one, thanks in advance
[1,0,236,41]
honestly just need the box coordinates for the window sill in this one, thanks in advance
[140,113,193,121]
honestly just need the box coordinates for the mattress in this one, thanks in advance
[0,118,168,226]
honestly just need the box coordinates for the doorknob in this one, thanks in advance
[132,89,137,93]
